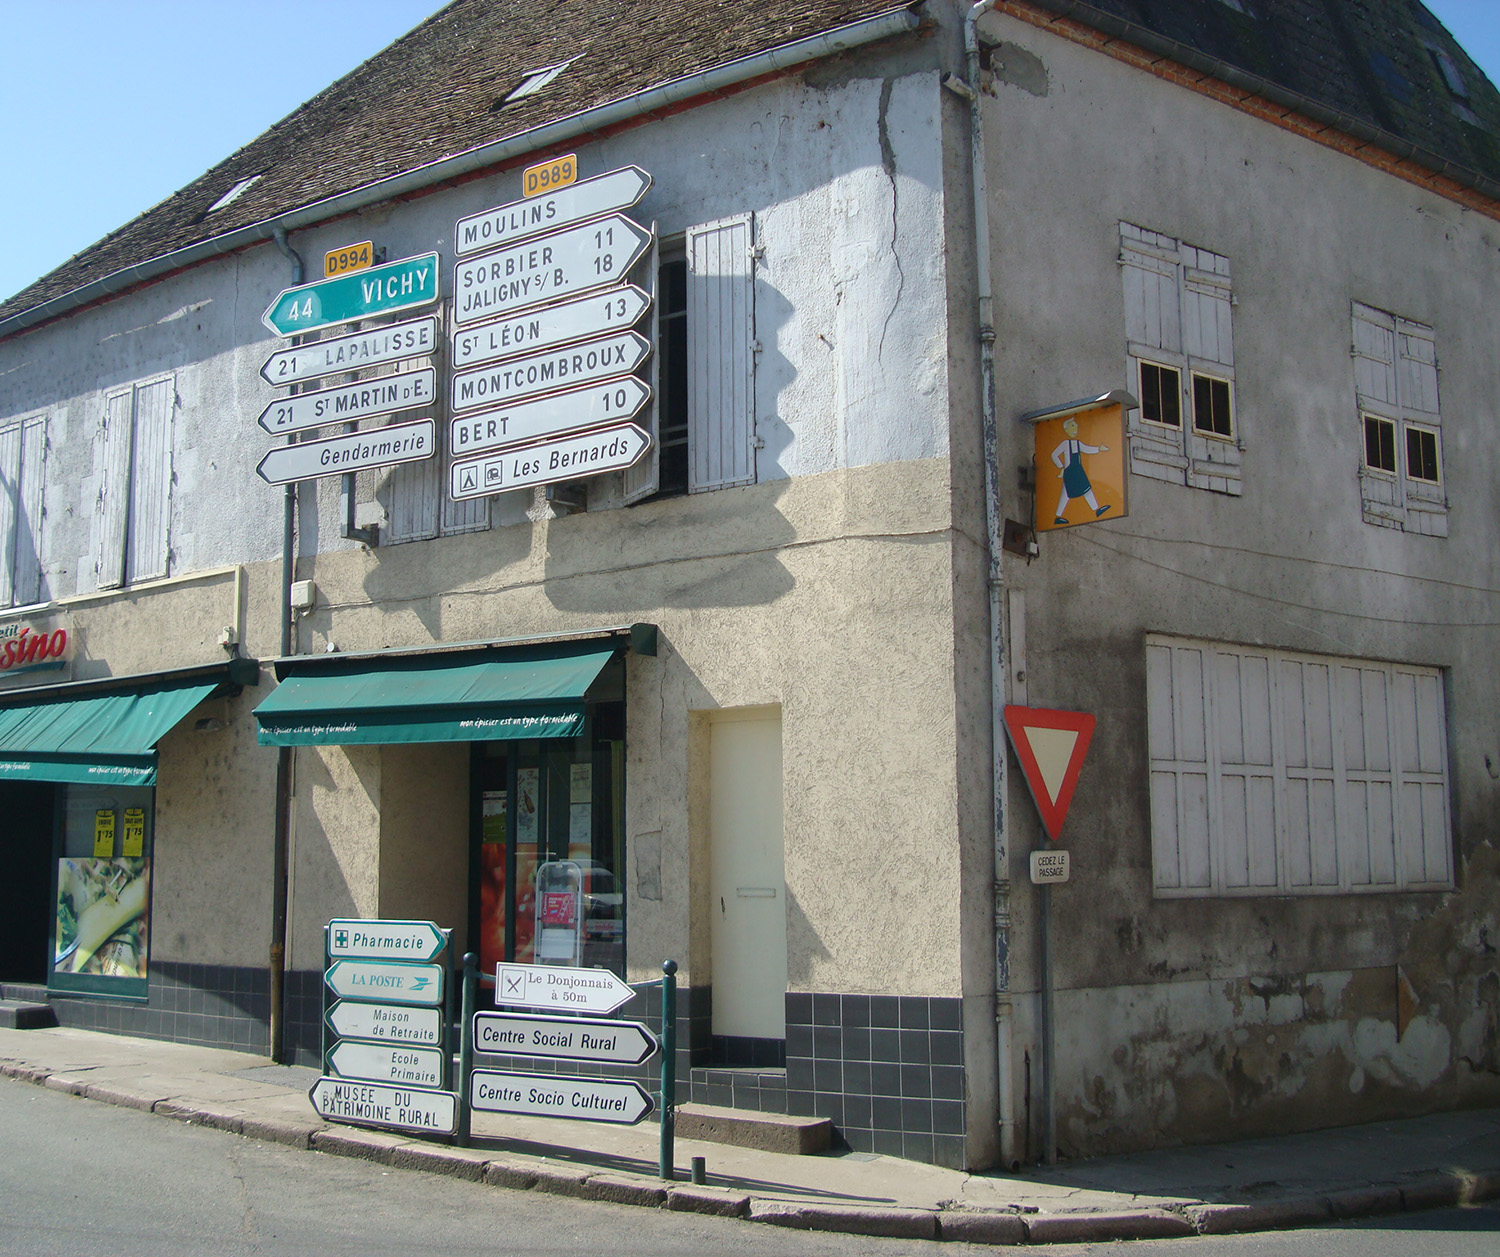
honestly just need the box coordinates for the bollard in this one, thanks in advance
[691,1156,706,1185]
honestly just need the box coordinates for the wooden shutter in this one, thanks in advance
[1212,649,1277,889]
[95,388,134,589]
[687,214,756,492]
[127,377,174,582]
[1391,668,1452,887]
[12,417,46,605]
[1146,640,1213,892]
[0,420,20,604]
[622,227,661,505]
[1181,245,1241,495]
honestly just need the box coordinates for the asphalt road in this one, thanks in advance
[2,1077,1495,1256]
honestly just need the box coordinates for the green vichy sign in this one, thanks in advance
[262,252,440,337]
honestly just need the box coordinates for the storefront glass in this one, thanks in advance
[49,783,154,998]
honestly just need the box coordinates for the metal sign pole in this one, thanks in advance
[659,959,677,1181]
[457,952,477,1146]
[1040,878,1056,1165]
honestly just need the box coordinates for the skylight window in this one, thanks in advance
[1429,48,1468,99]
[500,58,577,106]
[206,175,262,214]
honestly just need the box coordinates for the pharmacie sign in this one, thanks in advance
[0,613,75,687]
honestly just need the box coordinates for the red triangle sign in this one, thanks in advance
[1003,706,1096,842]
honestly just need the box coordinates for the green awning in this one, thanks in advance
[254,645,617,747]
[0,681,218,786]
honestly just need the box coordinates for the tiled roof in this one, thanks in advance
[0,0,914,325]
[1031,0,1500,188]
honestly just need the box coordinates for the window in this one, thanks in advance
[1119,223,1241,494]
[0,414,46,608]
[1147,635,1452,897]
[1351,302,1446,536]
[94,377,173,589]
[628,214,758,501]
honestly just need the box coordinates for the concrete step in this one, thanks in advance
[0,999,57,1030]
[675,1102,831,1155]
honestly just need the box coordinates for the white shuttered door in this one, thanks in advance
[687,214,756,492]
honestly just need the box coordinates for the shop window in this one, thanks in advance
[0,413,46,608]
[473,691,626,989]
[50,783,155,998]
[1119,223,1241,494]
[628,214,758,502]
[94,377,174,590]
[1147,635,1452,898]
[1351,301,1447,536]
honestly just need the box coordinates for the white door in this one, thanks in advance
[708,708,786,1039]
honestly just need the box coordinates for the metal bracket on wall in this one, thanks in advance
[1002,518,1038,561]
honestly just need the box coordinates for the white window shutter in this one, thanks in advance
[1120,239,1182,355]
[13,417,46,605]
[95,388,134,589]
[1395,320,1439,416]
[387,450,441,543]
[1352,304,1398,409]
[1146,641,1213,892]
[687,213,756,492]
[0,421,20,604]
[622,226,661,505]
[127,377,174,582]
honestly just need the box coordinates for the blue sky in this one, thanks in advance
[0,0,1495,305]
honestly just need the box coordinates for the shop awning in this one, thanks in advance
[253,644,619,747]
[0,681,220,787]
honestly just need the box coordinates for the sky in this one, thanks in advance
[0,0,1496,306]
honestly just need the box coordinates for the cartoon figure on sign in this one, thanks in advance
[1050,417,1111,524]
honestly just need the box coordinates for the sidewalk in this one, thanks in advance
[1,1024,1495,1245]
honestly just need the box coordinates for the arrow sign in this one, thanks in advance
[327,919,448,963]
[453,215,652,326]
[470,1070,654,1125]
[256,419,434,485]
[451,332,649,413]
[260,316,438,387]
[326,1000,443,1045]
[263,252,440,336]
[491,962,636,1015]
[450,423,649,502]
[259,367,436,435]
[1002,705,1096,842]
[327,1040,446,1088]
[451,375,649,457]
[455,165,653,257]
[473,1011,659,1066]
[310,1077,457,1135]
[324,959,445,1006]
[453,285,650,370]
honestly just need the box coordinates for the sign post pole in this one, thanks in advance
[659,959,677,1182]
[457,952,477,1146]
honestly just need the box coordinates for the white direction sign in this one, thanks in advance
[257,419,434,486]
[260,316,438,387]
[327,919,448,963]
[451,332,649,413]
[473,1011,659,1066]
[492,962,636,1015]
[328,1040,446,1088]
[450,423,649,502]
[310,1077,457,1135]
[324,959,445,1006]
[470,1069,654,1125]
[326,1000,443,1045]
[451,375,649,457]
[453,215,652,326]
[455,165,652,257]
[453,285,650,370]
[259,367,435,435]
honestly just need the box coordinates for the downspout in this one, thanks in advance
[949,0,1016,1168]
[268,226,302,1063]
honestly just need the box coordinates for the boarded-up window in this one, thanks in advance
[0,414,46,607]
[1147,634,1452,897]
[1119,224,1241,495]
[94,377,174,589]
[1351,302,1446,537]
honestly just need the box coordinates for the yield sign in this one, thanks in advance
[1003,706,1095,841]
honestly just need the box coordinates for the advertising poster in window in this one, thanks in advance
[1033,404,1129,533]
[53,857,152,988]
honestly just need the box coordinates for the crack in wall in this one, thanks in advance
[876,77,905,362]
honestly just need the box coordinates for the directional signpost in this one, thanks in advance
[455,165,651,257]
[451,376,649,457]
[258,367,435,435]
[328,1040,446,1088]
[327,918,449,962]
[451,332,649,413]
[473,1011,658,1066]
[256,419,434,486]
[450,423,649,501]
[453,215,652,326]
[452,285,650,370]
[470,1070,654,1125]
[326,999,442,1045]
[263,251,440,336]
[310,1078,458,1135]
[324,958,445,1005]
[493,961,636,1015]
[260,315,438,387]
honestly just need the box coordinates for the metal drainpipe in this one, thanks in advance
[268,227,302,1063]
[961,0,1018,1169]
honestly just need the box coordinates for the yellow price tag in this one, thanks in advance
[323,240,374,278]
[123,809,146,858]
[94,810,116,858]
[523,154,577,197]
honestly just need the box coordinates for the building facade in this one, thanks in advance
[0,0,1495,1169]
